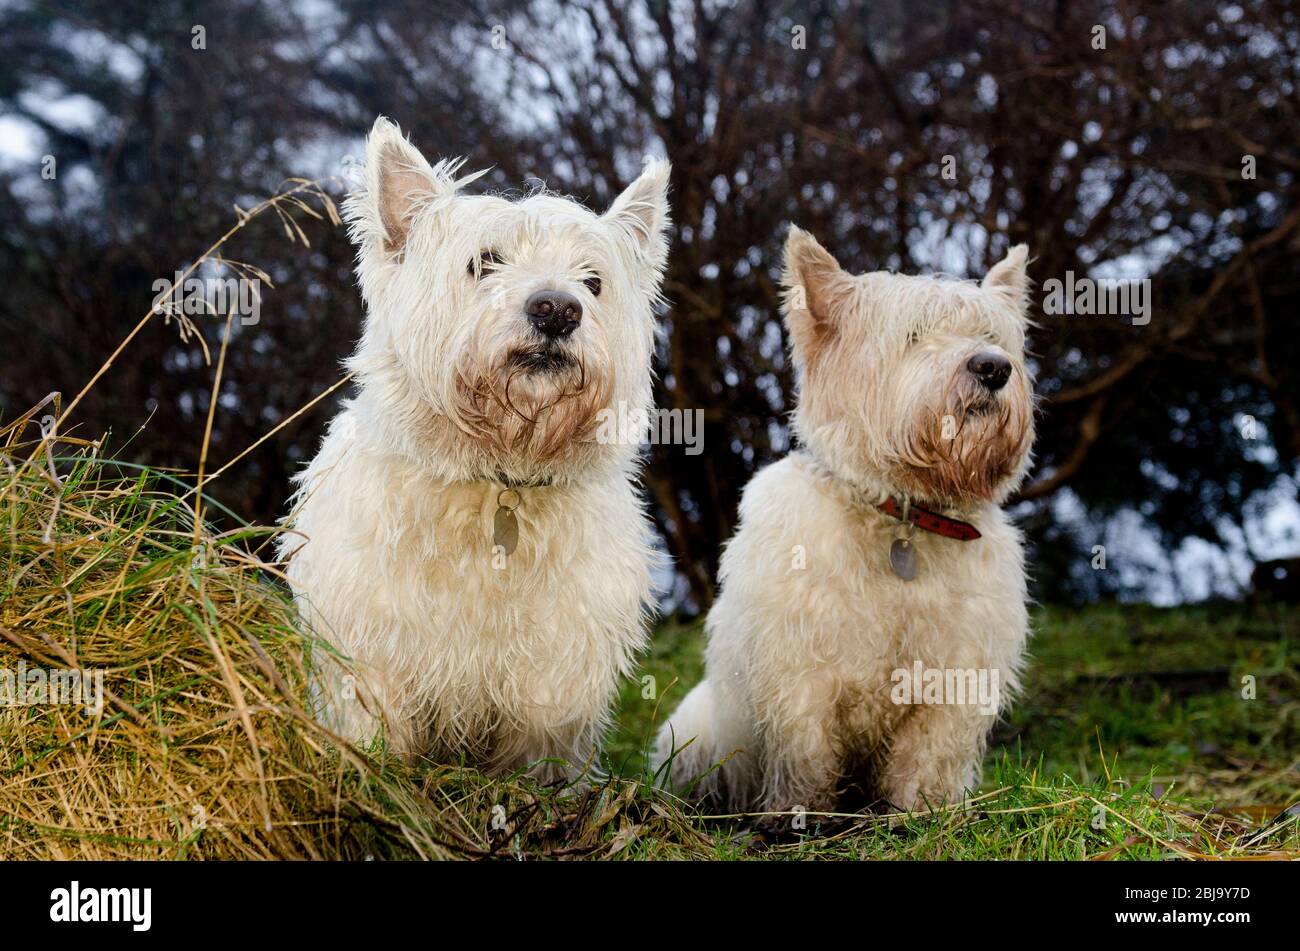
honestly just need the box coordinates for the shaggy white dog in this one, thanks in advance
[654,227,1035,816]
[280,118,671,778]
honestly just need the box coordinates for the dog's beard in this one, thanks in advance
[895,374,1033,504]
[450,343,613,464]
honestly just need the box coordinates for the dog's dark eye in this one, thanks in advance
[584,275,602,297]
[468,249,503,278]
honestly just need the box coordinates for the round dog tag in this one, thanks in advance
[889,538,917,581]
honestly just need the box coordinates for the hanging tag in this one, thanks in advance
[889,537,917,581]
[493,489,520,556]
[889,495,917,581]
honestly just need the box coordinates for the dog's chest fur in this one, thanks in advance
[283,409,656,751]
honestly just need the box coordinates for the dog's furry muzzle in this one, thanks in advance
[898,366,1034,505]
[449,340,614,464]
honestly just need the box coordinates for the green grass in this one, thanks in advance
[999,603,1298,806]
[598,602,1299,858]
[613,604,1298,804]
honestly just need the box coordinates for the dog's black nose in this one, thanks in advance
[525,290,582,339]
[967,351,1012,391]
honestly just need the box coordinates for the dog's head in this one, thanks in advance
[345,117,670,483]
[782,227,1035,507]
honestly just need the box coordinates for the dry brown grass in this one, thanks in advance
[0,409,434,858]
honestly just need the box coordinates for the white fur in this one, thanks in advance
[654,228,1035,814]
[280,118,671,778]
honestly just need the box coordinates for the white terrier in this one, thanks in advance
[280,118,671,778]
[655,227,1035,816]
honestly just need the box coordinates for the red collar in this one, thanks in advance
[876,496,981,541]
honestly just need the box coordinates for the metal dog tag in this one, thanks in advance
[493,506,518,555]
[889,538,917,581]
[493,488,521,556]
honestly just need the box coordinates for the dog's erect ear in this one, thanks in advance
[603,159,672,271]
[355,117,466,255]
[783,226,848,358]
[982,244,1030,303]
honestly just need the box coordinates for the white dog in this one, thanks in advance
[280,118,671,779]
[655,227,1035,816]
